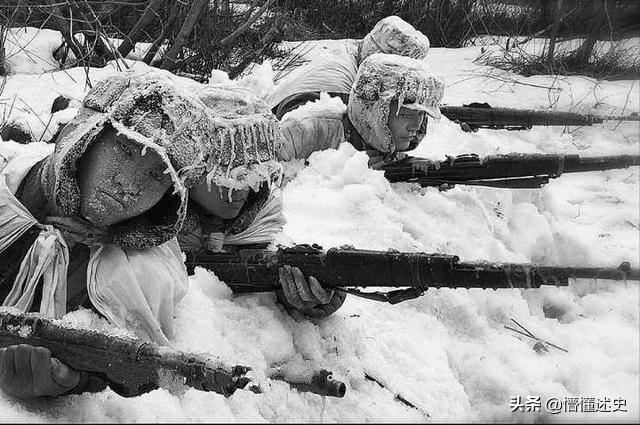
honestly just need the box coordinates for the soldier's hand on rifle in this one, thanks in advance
[0,344,79,399]
[409,158,440,174]
[409,159,455,192]
[277,265,346,318]
[457,121,478,133]
[438,183,455,192]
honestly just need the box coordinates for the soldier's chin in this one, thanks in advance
[80,200,123,228]
[394,138,412,151]
[213,201,246,219]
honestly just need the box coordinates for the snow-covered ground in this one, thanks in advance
[1,29,639,423]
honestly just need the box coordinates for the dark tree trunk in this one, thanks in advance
[160,0,207,70]
[572,0,607,64]
[546,0,563,68]
[118,0,166,59]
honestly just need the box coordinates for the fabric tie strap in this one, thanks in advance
[0,179,69,318]
[1,177,187,345]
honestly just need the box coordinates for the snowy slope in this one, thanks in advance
[1,30,638,423]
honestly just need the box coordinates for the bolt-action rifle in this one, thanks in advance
[381,153,640,189]
[185,245,639,305]
[0,309,346,398]
[440,103,640,131]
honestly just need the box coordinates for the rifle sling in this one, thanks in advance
[418,176,552,189]
[340,287,424,304]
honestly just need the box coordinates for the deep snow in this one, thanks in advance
[0,29,638,423]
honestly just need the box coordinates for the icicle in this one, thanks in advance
[241,124,249,163]
[217,184,228,203]
[217,127,228,161]
[206,165,217,192]
[268,124,276,159]
[257,124,265,156]
[262,123,272,158]
[226,126,237,177]
[230,127,237,160]
[265,124,272,159]
[251,124,259,158]
[163,164,180,196]
[244,124,255,162]
[417,78,425,105]
[397,78,407,115]
[267,163,277,190]
[141,144,149,156]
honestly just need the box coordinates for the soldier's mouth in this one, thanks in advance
[97,190,126,210]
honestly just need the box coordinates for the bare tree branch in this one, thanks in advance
[45,0,88,67]
[227,17,281,79]
[218,0,271,48]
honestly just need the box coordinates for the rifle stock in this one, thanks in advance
[381,153,640,188]
[186,245,638,304]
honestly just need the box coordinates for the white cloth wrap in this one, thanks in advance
[0,179,69,318]
[87,239,187,346]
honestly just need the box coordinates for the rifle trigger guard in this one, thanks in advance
[341,288,425,304]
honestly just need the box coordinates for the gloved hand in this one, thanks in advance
[409,158,440,173]
[0,344,80,399]
[277,265,346,318]
[410,159,455,192]
[457,121,478,133]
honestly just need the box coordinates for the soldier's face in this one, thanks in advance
[77,127,173,227]
[387,101,426,151]
[189,181,250,220]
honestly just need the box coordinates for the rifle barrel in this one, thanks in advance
[440,106,603,128]
[563,154,640,173]
[186,246,639,294]
[597,114,640,122]
[382,153,640,187]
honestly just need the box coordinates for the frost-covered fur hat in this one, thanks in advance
[347,53,445,153]
[193,83,283,192]
[359,16,430,63]
[42,70,282,248]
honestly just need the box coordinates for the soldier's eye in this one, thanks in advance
[116,140,134,157]
[149,169,165,182]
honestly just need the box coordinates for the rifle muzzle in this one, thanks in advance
[270,368,347,397]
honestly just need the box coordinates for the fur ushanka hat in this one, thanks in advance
[347,53,445,154]
[42,70,282,248]
[359,16,431,63]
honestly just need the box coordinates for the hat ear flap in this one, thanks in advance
[407,118,428,152]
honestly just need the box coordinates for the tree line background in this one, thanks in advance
[1,0,639,80]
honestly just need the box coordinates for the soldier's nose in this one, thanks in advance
[113,174,140,195]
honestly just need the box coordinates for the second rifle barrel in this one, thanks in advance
[440,106,603,127]
[193,248,639,293]
[563,154,640,173]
